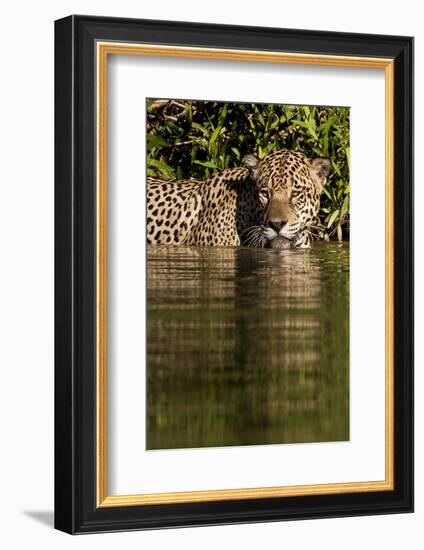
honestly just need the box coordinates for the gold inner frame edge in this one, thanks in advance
[96,42,395,508]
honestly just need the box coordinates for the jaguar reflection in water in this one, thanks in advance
[146,243,349,450]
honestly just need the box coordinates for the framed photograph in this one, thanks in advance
[54,15,413,534]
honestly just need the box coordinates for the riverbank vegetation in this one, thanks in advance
[147,100,350,241]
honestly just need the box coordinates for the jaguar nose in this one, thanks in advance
[268,220,287,233]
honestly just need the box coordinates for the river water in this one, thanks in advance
[147,242,349,450]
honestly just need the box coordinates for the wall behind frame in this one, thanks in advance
[0,0,419,548]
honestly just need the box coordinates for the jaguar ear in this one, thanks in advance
[311,157,332,186]
[243,154,259,180]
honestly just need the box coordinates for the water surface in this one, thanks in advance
[147,242,349,450]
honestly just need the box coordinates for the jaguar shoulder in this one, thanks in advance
[147,168,261,246]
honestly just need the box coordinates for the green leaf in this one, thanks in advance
[340,195,349,219]
[147,134,169,148]
[270,118,280,130]
[231,147,241,160]
[332,162,341,177]
[147,158,176,179]
[290,119,318,140]
[345,145,350,173]
[193,160,219,169]
[209,125,223,146]
[185,103,192,125]
[255,109,265,127]
[327,209,339,228]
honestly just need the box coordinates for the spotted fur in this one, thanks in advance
[147,168,261,246]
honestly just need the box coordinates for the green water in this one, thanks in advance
[147,242,349,450]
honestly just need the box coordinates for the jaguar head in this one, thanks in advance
[244,149,331,243]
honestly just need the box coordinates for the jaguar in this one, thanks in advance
[147,149,331,248]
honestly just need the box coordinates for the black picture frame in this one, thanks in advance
[55,14,414,534]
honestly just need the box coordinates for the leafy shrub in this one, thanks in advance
[147,100,350,241]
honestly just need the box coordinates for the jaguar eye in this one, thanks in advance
[259,188,270,199]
